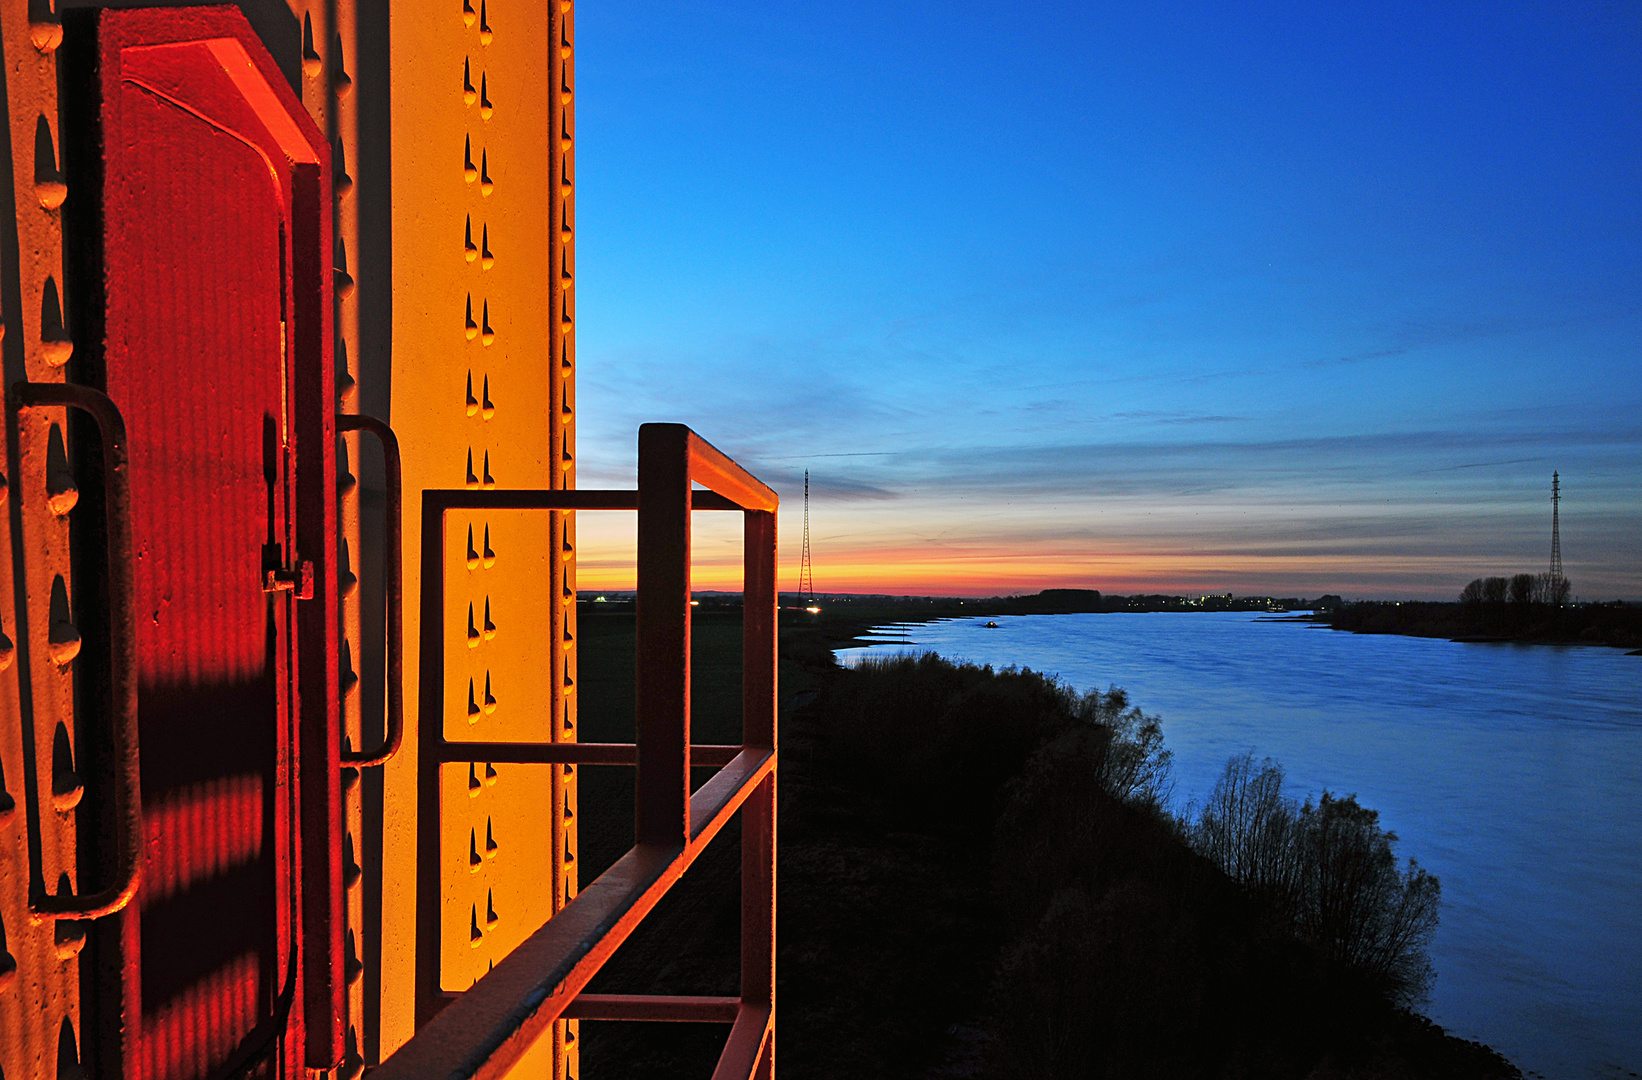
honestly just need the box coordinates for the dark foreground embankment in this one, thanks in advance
[573,612,1520,1079]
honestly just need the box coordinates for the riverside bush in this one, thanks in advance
[814,652,1513,1080]
[823,653,1170,837]
[1191,753,1440,1005]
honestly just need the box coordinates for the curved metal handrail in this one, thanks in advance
[337,412,403,768]
[13,381,142,920]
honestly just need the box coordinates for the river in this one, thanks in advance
[835,612,1642,1080]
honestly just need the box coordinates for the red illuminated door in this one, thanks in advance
[65,9,339,1078]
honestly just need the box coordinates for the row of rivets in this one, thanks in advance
[461,0,494,44]
[553,6,579,1073]
[4,0,87,1062]
[464,2,500,930]
[302,0,368,1065]
[459,0,511,977]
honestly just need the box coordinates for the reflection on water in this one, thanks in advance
[837,612,1642,1080]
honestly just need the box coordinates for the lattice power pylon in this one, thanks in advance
[799,469,815,603]
[1549,470,1564,582]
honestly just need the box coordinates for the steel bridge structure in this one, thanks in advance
[0,3,774,1078]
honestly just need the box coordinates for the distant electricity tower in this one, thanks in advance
[1547,471,1570,606]
[799,470,815,604]
[1549,471,1563,582]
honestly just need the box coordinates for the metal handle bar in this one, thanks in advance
[13,381,142,920]
[337,413,402,767]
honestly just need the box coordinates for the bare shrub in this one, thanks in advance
[1192,756,1441,1006]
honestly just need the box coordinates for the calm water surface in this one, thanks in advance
[836,613,1642,1080]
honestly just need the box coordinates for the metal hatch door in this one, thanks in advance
[62,8,337,1078]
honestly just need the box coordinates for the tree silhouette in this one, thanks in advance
[1193,755,1441,1005]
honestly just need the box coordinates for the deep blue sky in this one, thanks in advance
[573,1,1641,598]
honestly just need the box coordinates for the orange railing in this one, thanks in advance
[374,424,777,1080]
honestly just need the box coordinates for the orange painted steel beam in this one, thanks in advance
[634,424,774,851]
[433,742,743,767]
[563,994,740,1023]
[739,777,776,1064]
[1,40,86,1080]
[742,510,778,751]
[382,748,774,1080]
[741,508,778,1078]
[422,489,743,512]
[383,9,575,1067]
[709,1005,774,1080]
[686,430,778,514]
[636,425,693,848]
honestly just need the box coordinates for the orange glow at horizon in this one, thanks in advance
[570,511,1491,599]
[576,552,1486,598]
[563,475,1637,601]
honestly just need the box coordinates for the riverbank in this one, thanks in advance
[1316,600,1642,652]
[795,591,1642,655]
[833,610,1642,1077]
[571,610,1523,1078]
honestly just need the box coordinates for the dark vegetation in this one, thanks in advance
[572,608,1520,1079]
[1323,591,1642,651]
[1191,755,1441,1007]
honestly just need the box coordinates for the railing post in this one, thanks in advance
[742,508,777,1076]
[743,510,777,752]
[636,424,692,846]
[414,494,449,1028]
[739,775,776,1075]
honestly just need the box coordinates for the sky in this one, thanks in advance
[570,1,1641,599]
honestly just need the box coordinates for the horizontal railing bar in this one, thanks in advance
[683,430,778,512]
[374,748,776,1080]
[432,742,743,767]
[687,750,770,843]
[563,994,740,1023]
[423,488,743,512]
[709,1005,774,1080]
